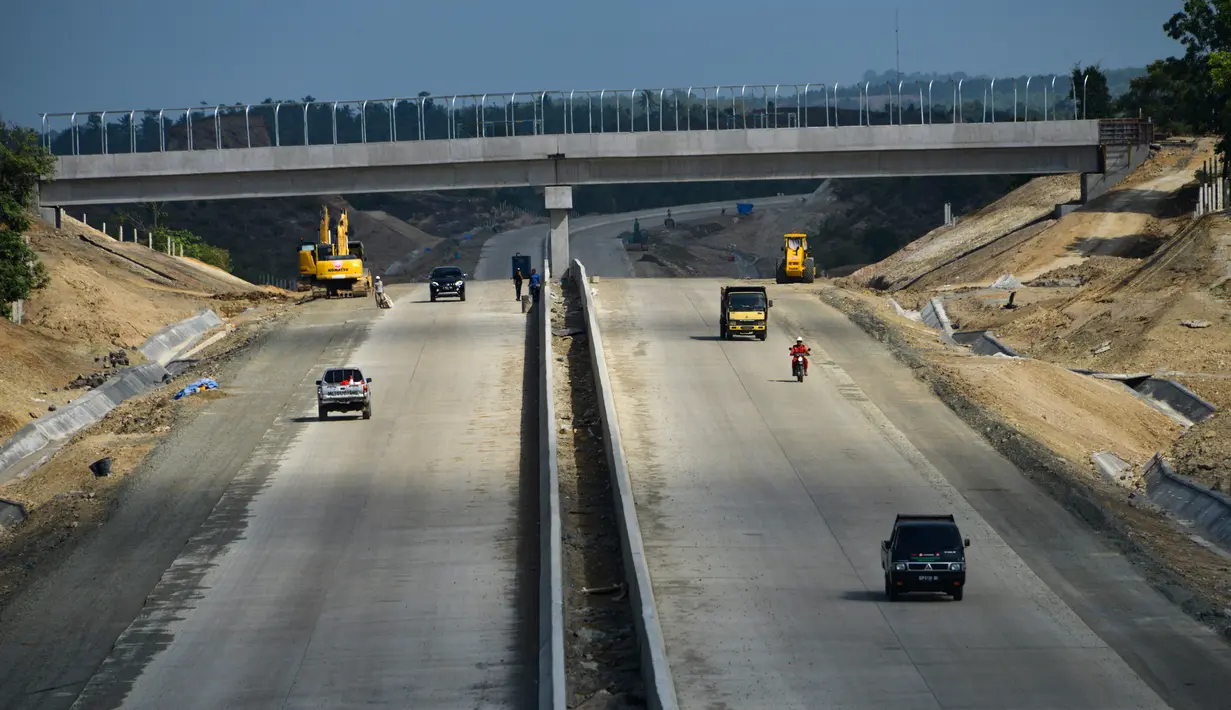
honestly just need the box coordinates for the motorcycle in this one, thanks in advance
[792,353,807,382]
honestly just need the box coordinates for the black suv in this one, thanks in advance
[881,514,970,601]
[429,266,466,302]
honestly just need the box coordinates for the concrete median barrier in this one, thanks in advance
[572,259,679,710]
[538,253,565,710]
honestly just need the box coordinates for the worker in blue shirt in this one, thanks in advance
[529,268,542,302]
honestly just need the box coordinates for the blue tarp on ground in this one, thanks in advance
[736,203,753,215]
[173,378,218,400]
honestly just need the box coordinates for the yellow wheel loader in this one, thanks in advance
[774,232,816,284]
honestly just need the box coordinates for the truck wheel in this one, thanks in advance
[885,577,897,601]
[757,330,767,341]
[362,403,372,420]
[318,406,327,421]
[951,587,963,601]
[803,258,816,283]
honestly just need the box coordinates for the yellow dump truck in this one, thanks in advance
[719,285,773,340]
[775,232,816,284]
[303,207,372,298]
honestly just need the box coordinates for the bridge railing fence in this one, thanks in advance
[42,75,1097,157]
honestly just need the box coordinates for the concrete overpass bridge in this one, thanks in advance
[37,79,1154,268]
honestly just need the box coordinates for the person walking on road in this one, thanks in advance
[513,268,524,301]
[529,268,542,302]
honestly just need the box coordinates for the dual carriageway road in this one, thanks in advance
[0,204,1229,708]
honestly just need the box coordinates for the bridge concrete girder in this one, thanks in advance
[40,122,1105,206]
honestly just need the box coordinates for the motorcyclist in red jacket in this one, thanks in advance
[789,336,811,376]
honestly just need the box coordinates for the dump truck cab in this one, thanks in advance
[719,285,773,340]
[776,232,816,284]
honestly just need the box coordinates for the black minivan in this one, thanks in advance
[881,514,970,601]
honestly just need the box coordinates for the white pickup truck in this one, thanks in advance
[315,366,373,420]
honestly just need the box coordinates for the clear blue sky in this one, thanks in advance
[1,0,1184,127]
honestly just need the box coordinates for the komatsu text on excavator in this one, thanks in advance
[297,206,373,298]
[775,232,816,284]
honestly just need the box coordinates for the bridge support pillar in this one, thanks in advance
[545,186,572,278]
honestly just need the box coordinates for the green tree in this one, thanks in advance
[152,227,234,272]
[1070,63,1113,119]
[1121,2,1231,150]
[0,118,55,320]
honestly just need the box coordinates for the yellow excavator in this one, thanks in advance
[299,206,372,298]
[775,232,816,284]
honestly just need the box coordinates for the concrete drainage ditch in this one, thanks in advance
[889,295,1218,423]
[1142,453,1231,551]
[1070,370,1218,428]
[951,330,1021,358]
[0,309,227,521]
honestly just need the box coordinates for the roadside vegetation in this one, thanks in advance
[0,119,54,320]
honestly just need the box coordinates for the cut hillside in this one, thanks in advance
[818,283,1231,643]
[829,138,1230,492]
[889,142,1210,294]
[846,174,1081,290]
[0,215,290,442]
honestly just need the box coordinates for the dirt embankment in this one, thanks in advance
[851,138,1231,490]
[846,174,1081,290]
[0,212,299,609]
[817,284,1231,643]
[0,306,294,609]
[809,137,1231,639]
[0,214,293,442]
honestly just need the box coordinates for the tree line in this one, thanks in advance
[0,120,54,320]
[1104,1,1229,152]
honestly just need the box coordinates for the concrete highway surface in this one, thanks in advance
[593,277,1231,710]
[473,195,806,281]
[0,284,536,710]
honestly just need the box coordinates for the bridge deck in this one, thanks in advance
[41,123,1104,205]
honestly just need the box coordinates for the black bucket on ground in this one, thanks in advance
[90,457,112,477]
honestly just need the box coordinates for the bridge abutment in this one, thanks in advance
[545,186,572,276]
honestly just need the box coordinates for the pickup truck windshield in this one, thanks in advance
[895,524,962,556]
[323,369,364,384]
[432,268,462,279]
[728,293,766,310]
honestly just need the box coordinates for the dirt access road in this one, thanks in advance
[592,277,1231,710]
[0,283,538,710]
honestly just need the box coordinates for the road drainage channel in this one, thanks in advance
[551,281,646,708]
